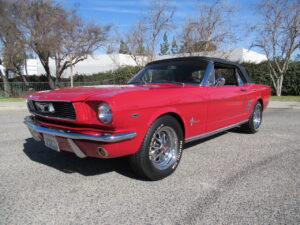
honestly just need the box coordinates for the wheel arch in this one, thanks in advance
[257,98,264,109]
[146,109,186,139]
[160,112,185,139]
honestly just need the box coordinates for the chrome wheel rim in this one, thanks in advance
[253,104,262,129]
[149,126,178,170]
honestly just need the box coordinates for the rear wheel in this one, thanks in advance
[129,115,183,181]
[241,101,263,133]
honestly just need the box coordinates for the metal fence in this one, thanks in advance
[0,82,108,97]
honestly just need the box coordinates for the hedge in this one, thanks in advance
[7,62,300,95]
[241,61,300,95]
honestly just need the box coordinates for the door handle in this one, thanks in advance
[241,87,247,91]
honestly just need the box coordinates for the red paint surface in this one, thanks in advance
[28,83,271,158]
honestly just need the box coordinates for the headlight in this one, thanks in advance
[97,102,113,124]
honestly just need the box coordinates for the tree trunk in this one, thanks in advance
[23,53,29,75]
[21,74,29,86]
[2,71,12,97]
[22,58,30,86]
[37,56,55,89]
[15,67,29,86]
[48,76,55,89]
[43,64,55,89]
[55,77,62,89]
[276,74,284,96]
[70,64,74,88]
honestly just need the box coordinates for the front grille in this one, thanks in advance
[27,100,76,120]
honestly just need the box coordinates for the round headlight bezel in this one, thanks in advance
[97,102,113,124]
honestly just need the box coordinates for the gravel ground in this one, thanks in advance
[0,108,299,225]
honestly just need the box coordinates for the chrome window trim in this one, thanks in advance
[235,67,248,85]
[201,61,215,86]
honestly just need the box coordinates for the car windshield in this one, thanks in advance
[129,61,208,85]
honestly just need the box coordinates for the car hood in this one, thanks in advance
[27,84,185,102]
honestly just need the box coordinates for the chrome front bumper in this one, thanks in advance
[24,116,137,158]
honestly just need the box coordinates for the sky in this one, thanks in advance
[62,0,262,53]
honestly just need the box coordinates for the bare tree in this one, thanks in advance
[0,0,12,96]
[104,27,124,81]
[105,27,142,84]
[8,0,110,89]
[54,13,110,87]
[2,40,27,80]
[251,0,300,96]
[179,1,235,56]
[0,58,11,97]
[122,0,174,65]
[144,0,175,60]
[16,0,68,89]
[0,0,29,96]
[125,20,149,66]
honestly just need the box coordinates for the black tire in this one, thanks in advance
[241,101,263,134]
[129,115,184,181]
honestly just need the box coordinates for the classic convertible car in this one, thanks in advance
[25,57,271,180]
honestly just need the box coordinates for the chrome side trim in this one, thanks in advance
[29,100,72,102]
[24,117,137,143]
[185,120,248,143]
[67,139,86,158]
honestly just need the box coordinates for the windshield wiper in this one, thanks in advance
[151,80,183,85]
[129,80,146,84]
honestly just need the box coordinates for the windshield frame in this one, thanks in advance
[128,60,211,86]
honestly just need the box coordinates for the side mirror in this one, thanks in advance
[215,77,225,87]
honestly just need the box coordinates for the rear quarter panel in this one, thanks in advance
[251,84,271,110]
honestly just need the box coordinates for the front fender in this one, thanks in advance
[145,107,187,138]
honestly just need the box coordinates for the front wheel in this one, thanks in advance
[241,101,263,133]
[129,115,183,181]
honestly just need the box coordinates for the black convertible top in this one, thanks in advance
[147,56,254,84]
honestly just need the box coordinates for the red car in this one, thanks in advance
[25,57,271,180]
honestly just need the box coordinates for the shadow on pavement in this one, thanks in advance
[23,128,247,179]
[23,138,142,180]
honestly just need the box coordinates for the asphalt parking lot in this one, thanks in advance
[0,108,299,225]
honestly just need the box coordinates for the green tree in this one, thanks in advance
[170,37,178,54]
[159,32,170,55]
[119,40,129,54]
[179,40,217,54]
[136,40,146,56]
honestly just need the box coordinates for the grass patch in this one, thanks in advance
[271,96,300,102]
[0,98,25,102]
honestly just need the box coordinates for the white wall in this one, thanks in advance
[23,54,140,77]
[22,49,267,77]
[155,48,267,64]
[241,48,268,63]
[23,59,38,75]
